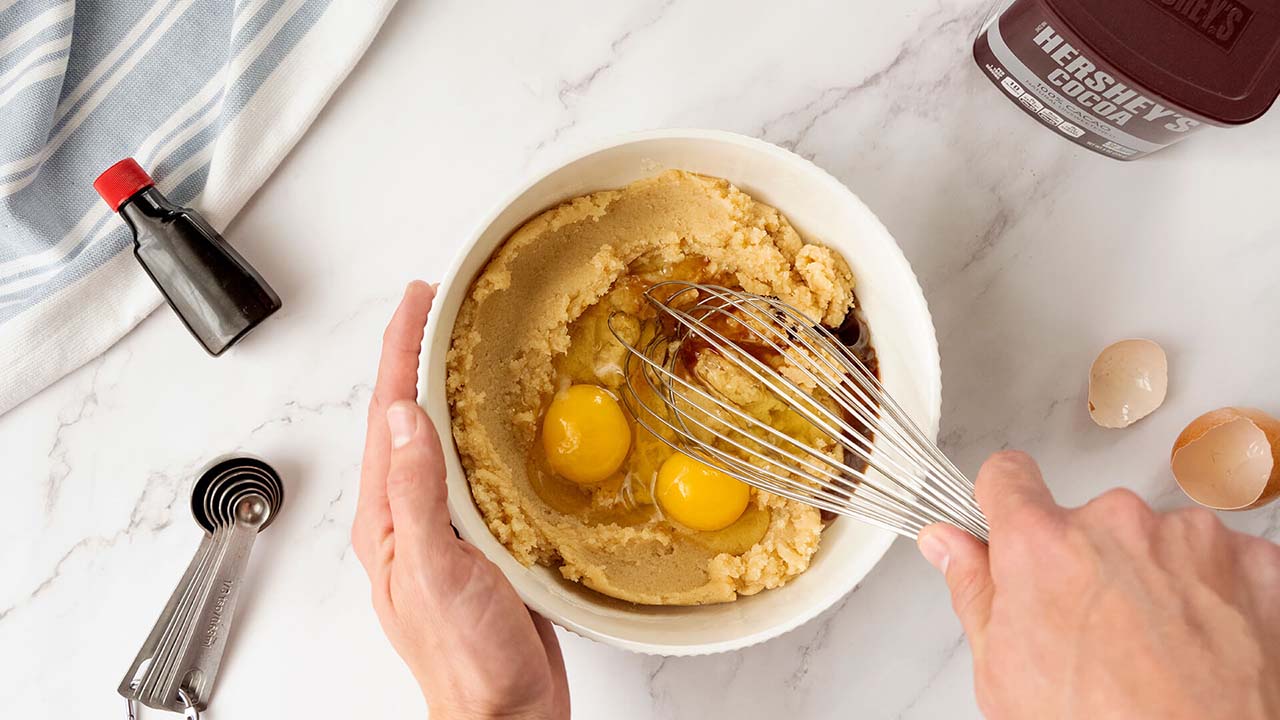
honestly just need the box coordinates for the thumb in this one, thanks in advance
[384,400,453,557]
[918,522,993,657]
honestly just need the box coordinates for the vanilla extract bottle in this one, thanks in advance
[94,158,281,356]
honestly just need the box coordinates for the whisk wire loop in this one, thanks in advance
[731,289,990,535]
[652,285,985,536]
[610,282,990,542]
[629,309,917,512]
[620,336,900,521]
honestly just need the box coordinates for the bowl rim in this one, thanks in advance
[421,128,941,655]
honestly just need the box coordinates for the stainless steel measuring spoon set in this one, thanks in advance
[119,456,284,717]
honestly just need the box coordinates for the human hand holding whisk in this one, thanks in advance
[919,452,1280,720]
[356,282,1280,720]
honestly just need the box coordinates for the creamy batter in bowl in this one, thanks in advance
[421,130,940,655]
[448,169,862,606]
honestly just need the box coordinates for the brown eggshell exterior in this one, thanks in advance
[1171,407,1280,511]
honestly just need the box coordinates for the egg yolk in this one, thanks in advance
[542,385,632,485]
[655,453,751,531]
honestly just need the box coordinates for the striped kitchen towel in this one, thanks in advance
[0,0,396,414]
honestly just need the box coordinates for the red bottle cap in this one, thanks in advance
[93,158,154,212]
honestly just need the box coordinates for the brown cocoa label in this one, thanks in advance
[973,0,1214,160]
[1144,0,1255,51]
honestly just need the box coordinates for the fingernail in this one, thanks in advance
[387,402,418,449]
[917,530,951,574]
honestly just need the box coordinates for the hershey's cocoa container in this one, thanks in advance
[974,0,1280,160]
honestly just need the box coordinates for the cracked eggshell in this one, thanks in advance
[1088,339,1168,429]
[1171,407,1280,511]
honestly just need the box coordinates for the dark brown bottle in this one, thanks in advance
[94,158,281,356]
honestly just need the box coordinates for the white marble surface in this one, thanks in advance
[4,0,1280,717]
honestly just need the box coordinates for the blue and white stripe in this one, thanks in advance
[0,0,396,413]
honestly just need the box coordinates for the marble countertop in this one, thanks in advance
[4,0,1280,717]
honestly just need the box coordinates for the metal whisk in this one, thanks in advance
[610,282,989,542]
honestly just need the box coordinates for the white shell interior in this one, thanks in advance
[420,130,942,655]
[1088,338,1168,429]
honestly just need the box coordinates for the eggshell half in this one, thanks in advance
[1170,407,1280,511]
[1088,339,1168,428]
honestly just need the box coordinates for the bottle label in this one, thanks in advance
[973,0,1212,160]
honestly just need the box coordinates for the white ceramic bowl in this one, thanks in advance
[420,129,940,656]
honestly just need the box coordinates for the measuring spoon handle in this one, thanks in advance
[117,533,214,698]
[161,520,260,710]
